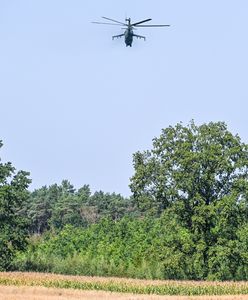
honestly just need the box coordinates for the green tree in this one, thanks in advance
[130,121,248,216]
[89,191,137,221]
[26,184,62,234]
[50,183,90,229]
[130,121,248,277]
[0,140,31,270]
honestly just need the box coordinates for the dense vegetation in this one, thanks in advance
[1,121,248,280]
[0,140,31,270]
[23,181,137,234]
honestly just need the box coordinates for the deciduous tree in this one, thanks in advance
[0,141,31,270]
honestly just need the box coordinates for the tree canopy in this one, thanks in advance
[130,121,248,215]
[129,121,248,279]
[0,141,31,270]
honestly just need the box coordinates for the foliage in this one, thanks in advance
[4,121,248,280]
[129,121,248,278]
[24,182,137,233]
[14,210,248,280]
[0,141,31,270]
[130,121,248,213]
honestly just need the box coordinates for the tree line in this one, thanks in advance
[23,181,138,234]
[1,121,248,280]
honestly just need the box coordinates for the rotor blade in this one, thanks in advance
[131,18,152,26]
[135,24,170,27]
[121,27,136,30]
[102,16,126,26]
[92,22,124,26]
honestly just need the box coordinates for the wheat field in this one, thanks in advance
[1,272,248,299]
[1,286,248,300]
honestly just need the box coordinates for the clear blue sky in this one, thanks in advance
[1,0,247,196]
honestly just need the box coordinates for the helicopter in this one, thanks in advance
[92,16,170,47]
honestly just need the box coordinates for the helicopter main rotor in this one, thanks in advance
[92,16,170,29]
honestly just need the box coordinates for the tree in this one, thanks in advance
[0,140,31,270]
[89,191,136,221]
[130,121,248,277]
[26,184,62,234]
[50,183,91,229]
[130,121,248,215]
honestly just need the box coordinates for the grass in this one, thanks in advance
[0,272,248,296]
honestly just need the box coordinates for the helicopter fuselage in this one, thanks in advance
[124,27,133,47]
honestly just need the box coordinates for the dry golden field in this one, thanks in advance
[1,272,248,299]
[1,285,248,300]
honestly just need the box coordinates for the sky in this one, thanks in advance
[0,0,247,196]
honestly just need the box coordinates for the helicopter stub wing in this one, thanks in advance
[133,34,146,41]
[112,33,125,40]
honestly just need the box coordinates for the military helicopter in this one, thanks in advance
[92,16,170,47]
